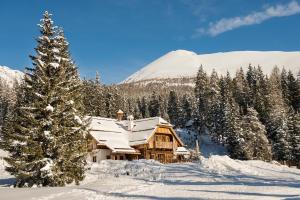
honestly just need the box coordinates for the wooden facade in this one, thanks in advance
[133,125,183,163]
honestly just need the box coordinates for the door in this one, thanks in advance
[157,153,165,163]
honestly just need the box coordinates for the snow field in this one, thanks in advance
[1,154,300,199]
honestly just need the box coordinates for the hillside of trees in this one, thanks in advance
[1,59,299,169]
[81,65,300,167]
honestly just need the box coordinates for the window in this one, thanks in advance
[166,136,170,142]
[155,135,160,141]
[106,155,111,159]
[150,154,155,159]
[120,156,124,160]
[92,156,97,162]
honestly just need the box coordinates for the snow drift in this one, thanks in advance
[88,159,165,181]
[123,50,300,83]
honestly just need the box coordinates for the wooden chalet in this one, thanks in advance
[87,110,190,163]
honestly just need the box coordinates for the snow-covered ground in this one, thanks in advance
[1,156,300,200]
[176,129,227,158]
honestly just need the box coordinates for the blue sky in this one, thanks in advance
[0,0,300,83]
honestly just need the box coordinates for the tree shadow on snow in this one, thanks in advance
[187,189,300,199]
[106,192,206,200]
[160,174,300,188]
[0,177,15,187]
[79,187,206,200]
[158,163,300,189]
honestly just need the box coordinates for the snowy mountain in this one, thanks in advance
[0,66,23,87]
[123,50,300,83]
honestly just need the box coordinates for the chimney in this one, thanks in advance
[116,109,124,121]
[127,115,134,131]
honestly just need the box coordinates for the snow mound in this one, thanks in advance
[200,155,300,179]
[89,159,165,181]
[201,155,260,175]
[123,50,300,83]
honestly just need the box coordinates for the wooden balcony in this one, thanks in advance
[155,141,173,149]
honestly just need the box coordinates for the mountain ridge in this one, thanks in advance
[0,66,24,87]
[122,50,300,83]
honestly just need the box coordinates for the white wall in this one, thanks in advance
[88,149,112,163]
[96,149,112,162]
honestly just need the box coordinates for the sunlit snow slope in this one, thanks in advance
[0,66,23,87]
[123,50,300,83]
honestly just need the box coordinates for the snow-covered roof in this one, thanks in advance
[88,116,175,151]
[129,117,171,145]
[89,117,137,154]
[175,147,190,155]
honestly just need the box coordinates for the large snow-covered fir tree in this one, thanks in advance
[207,69,222,141]
[1,11,88,187]
[167,90,180,126]
[232,68,249,115]
[267,67,291,163]
[288,111,300,167]
[225,102,246,160]
[286,71,300,112]
[148,91,161,117]
[241,107,272,161]
[194,66,210,134]
[82,72,106,117]
[181,94,193,126]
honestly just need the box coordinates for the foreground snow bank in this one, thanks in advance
[200,155,300,179]
[88,159,165,181]
[1,155,300,199]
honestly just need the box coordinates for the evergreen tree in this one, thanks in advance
[1,11,87,187]
[82,72,105,117]
[133,100,142,119]
[246,64,257,107]
[267,67,290,163]
[253,66,271,124]
[287,71,300,112]
[148,91,161,117]
[288,112,300,167]
[104,87,115,118]
[194,66,209,134]
[241,108,271,161]
[226,102,246,159]
[181,94,192,125]
[139,96,149,118]
[207,70,221,139]
[281,68,289,105]
[215,74,234,144]
[167,90,179,126]
[232,68,249,115]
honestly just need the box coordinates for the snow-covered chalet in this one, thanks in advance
[87,110,190,163]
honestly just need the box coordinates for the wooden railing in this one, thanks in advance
[155,141,173,149]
